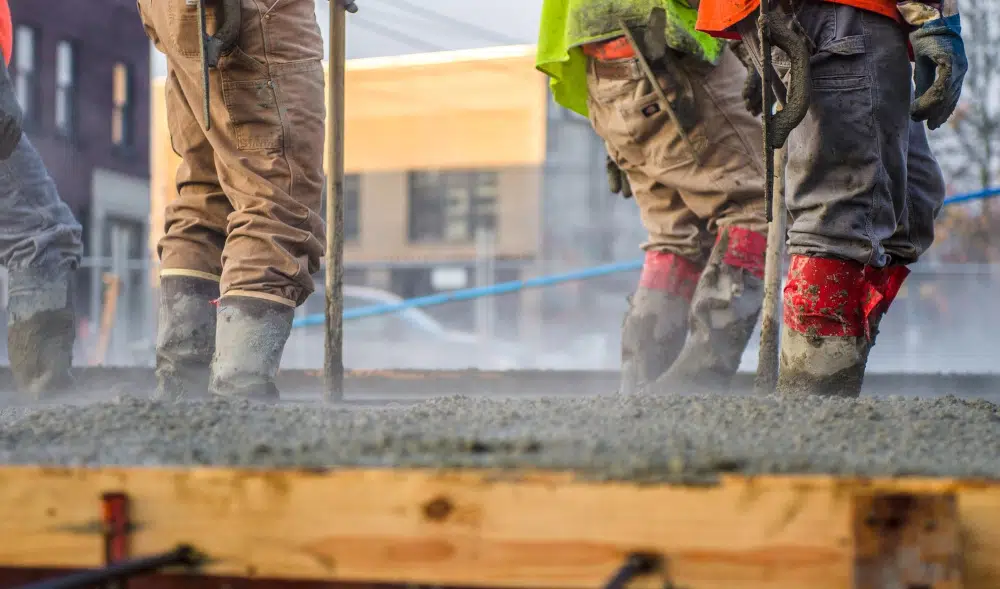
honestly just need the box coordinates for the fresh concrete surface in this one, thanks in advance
[0,392,997,484]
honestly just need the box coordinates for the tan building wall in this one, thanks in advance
[149,44,548,279]
[345,167,541,263]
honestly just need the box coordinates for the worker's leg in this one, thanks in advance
[774,3,913,397]
[586,44,766,394]
[865,119,946,349]
[587,62,706,394]
[618,170,707,396]
[651,46,768,392]
[153,65,232,400]
[0,133,83,398]
[140,0,326,399]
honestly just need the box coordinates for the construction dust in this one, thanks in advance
[0,393,998,483]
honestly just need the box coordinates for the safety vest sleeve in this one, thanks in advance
[536,0,727,118]
[535,0,591,117]
[0,0,12,66]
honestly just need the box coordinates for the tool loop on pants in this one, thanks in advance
[719,226,767,279]
[638,250,703,300]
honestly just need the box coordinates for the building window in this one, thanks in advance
[55,40,77,137]
[13,25,39,125]
[408,171,498,243]
[321,174,361,242]
[112,63,133,148]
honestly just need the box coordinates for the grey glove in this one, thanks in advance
[0,56,24,160]
[606,155,632,199]
[729,40,763,117]
[909,14,967,130]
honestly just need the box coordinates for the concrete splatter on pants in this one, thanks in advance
[586,44,768,393]
[0,134,83,396]
[136,0,326,308]
[758,3,947,397]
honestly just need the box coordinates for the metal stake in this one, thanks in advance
[324,0,354,401]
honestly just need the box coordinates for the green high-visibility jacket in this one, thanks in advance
[535,0,726,117]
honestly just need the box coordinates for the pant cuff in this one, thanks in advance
[160,269,222,282]
[222,290,297,308]
[718,226,766,279]
[638,250,703,300]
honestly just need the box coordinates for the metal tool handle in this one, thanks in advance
[198,0,242,131]
[760,11,811,150]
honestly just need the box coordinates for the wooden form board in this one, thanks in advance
[0,466,996,588]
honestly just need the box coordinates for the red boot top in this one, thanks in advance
[639,250,704,301]
[784,255,911,340]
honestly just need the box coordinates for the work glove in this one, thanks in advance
[909,14,967,130]
[729,40,763,117]
[0,56,24,160]
[606,155,632,199]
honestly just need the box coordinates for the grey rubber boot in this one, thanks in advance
[619,289,691,395]
[209,296,294,401]
[775,330,868,398]
[6,266,77,398]
[154,275,220,400]
[773,255,872,398]
[652,234,765,394]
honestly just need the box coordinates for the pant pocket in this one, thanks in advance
[166,1,214,59]
[220,48,284,152]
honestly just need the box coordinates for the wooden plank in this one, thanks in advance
[0,468,998,589]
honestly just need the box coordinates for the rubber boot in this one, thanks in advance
[6,265,77,399]
[619,250,702,395]
[860,264,910,364]
[654,227,767,393]
[209,296,294,401]
[154,275,220,400]
[775,255,869,398]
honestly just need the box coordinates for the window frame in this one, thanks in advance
[111,61,134,151]
[320,173,362,243]
[54,39,78,139]
[407,170,499,244]
[12,25,41,128]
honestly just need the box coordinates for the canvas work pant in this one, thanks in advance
[586,43,768,290]
[137,0,326,307]
[780,2,946,267]
[586,43,768,393]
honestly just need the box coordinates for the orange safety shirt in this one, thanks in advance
[0,0,11,65]
[696,0,902,38]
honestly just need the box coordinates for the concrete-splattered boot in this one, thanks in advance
[209,296,294,401]
[776,255,870,398]
[619,250,702,395]
[860,264,910,363]
[154,275,219,400]
[654,227,767,393]
[6,265,77,398]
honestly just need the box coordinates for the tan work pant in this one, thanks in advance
[137,0,326,307]
[586,45,767,265]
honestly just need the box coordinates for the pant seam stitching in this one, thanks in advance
[860,12,884,267]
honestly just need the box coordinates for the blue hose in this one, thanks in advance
[293,259,643,328]
[293,185,1000,328]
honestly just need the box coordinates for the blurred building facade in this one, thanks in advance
[7,0,152,364]
[151,44,642,357]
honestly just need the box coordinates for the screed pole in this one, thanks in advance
[324,0,355,401]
